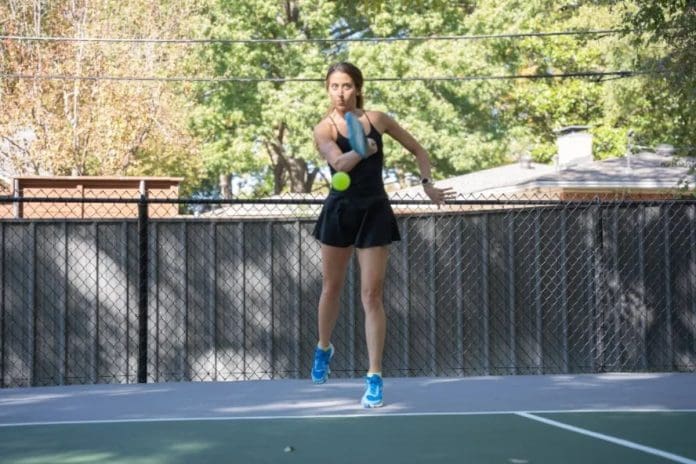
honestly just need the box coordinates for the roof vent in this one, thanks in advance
[518,152,533,169]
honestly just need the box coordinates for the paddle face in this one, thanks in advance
[344,111,367,157]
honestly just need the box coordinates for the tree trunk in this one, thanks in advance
[286,157,310,193]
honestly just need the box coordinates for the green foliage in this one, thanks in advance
[176,0,696,194]
[591,125,629,160]
[623,0,696,155]
[0,0,207,191]
[5,0,692,196]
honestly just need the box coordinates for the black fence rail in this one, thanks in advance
[1,193,695,387]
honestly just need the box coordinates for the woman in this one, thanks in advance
[311,62,454,408]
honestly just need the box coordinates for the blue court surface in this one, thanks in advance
[1,373,695,463]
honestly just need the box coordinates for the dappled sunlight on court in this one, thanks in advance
[11,452,117,464]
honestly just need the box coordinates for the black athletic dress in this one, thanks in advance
[313,113,401,248]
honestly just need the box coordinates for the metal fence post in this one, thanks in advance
[12,178,21,219]
[137,182,149,383]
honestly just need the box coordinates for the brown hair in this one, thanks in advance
[325,62,364,109]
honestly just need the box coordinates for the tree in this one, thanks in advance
[193,1,506,196]
[3,1,690,198]
[622,0,695,155]
[190,0,339,196]
[0,0,206,194]
[193,0,653,196]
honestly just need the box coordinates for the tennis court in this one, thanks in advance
[3,188,696,464]
[2,373,695,463]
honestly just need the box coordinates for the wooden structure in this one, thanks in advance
[1,176,183,219]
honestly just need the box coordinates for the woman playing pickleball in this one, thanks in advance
[311,62,454,407]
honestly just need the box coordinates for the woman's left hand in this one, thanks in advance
[424,183,456,207]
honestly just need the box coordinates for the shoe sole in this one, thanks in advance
[361,400,384,408]
[311,368,330,384]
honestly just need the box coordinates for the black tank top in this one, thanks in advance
[329,114,386,197]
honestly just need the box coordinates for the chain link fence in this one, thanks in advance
[1,190,695,387]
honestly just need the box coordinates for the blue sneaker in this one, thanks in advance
[311,343,334,384]
[361,374,384,408]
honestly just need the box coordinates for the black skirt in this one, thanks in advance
[313,193,401,248]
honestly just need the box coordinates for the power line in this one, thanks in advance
[0,29,626,45]
[0,70,650,83]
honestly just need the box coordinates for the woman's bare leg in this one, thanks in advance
[356,245,390,374]
[317,244,353,348]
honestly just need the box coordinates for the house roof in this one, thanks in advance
[390,160,557,199]
[13,175,184,183]
[197,151,696,218]
[12,176,184,197]
[519,152,695,191]
[198,192,322,219]
[391,151,695,199]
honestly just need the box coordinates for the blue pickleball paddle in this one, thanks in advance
[344,111,367,158]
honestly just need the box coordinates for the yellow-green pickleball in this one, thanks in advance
[331,171,351,191]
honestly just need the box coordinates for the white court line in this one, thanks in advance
[517,412,696,464]
[1,408,695,428]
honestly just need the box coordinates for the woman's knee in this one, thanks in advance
[321,280,344,300]
[360,286,384,309]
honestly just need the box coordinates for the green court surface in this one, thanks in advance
[2,412,696,464]
[2,375,696,463]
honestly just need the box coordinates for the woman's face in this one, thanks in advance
[326,71,358,112]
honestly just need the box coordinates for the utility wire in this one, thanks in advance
[0,29,626,45]
[0,70,649,83]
